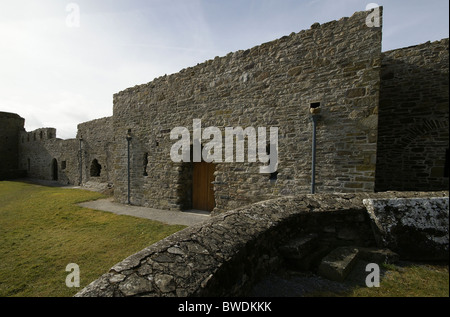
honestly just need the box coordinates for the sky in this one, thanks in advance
[0,0,448,139]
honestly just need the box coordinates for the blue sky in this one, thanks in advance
[0,0,448,139]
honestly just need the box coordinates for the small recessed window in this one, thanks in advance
[90,159,102,177]
[310,102,321,115]
[143,153,149,176]
[61,161,67,170]
[270,171,278,182]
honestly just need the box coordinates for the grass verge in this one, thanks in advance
[346,262,449,297]
[0,181,186,297]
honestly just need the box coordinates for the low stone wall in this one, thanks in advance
[76,191,448,297]
[364,197,449,260]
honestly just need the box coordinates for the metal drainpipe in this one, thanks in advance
[311,115,317,194]
[126,131,132,205]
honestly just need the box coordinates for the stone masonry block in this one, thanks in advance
[318,247,359,282]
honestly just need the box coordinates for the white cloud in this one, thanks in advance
[0,0,448,139]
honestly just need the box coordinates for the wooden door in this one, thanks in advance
[192,162,215,212]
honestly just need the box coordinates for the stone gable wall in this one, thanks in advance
[112,10,382,213]
[376,38,449,191]
[77,116,114,186]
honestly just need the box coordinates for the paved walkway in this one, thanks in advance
[16,178,209,226]
[78,197,210,226]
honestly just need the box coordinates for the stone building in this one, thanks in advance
[1,9,448,215]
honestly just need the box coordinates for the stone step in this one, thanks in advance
[279,233,323,271]
[357,247,399,264]
[279,233,319,260]
[317,246,359,282]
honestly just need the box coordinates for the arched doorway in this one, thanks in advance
[51,158,58,181]
[192,162,215,212]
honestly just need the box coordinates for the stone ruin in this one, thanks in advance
[0,8,448,296]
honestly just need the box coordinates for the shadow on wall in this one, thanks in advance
[375,43,449,192]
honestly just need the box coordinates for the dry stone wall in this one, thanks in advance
[0,112,25,179]
[112,10,382,213]
[364,197,449,260]
[77,117,114,187]
[18,128,79,184]
[16,117,114,187]
[376,39,449,191]
[76,191,448,297]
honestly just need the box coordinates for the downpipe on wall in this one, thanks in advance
[126,130,132,205]
[309,101,321,194]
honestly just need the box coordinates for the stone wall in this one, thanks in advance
[376,39,449,191]
[0,112,25,179]
[18,128,79,184]
[77,116,114,187]
[112,9,382,213]
[75,191,448,297]
[17,117,114,186]
[364,197,449,260]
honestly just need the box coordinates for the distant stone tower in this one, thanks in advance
[0,112,25,180]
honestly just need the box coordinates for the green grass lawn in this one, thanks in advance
[347,263,449,297]
[0,181,186,297]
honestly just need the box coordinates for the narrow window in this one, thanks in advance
[61,161,67,170]
[270,171,278,182]
[90,159,102,177]
[143,153,149,176]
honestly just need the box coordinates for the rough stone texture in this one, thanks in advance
[364,197,449,260]
[77,117,114,186]
[112,9,383,213]
[376,39,449,191]
[17,128,79,184]
[356,247,399,264]
[14,117,113,186]
[0,112,25,179]
[75,191,448,297]
[4,8,447,216]
[317,247,360,282]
